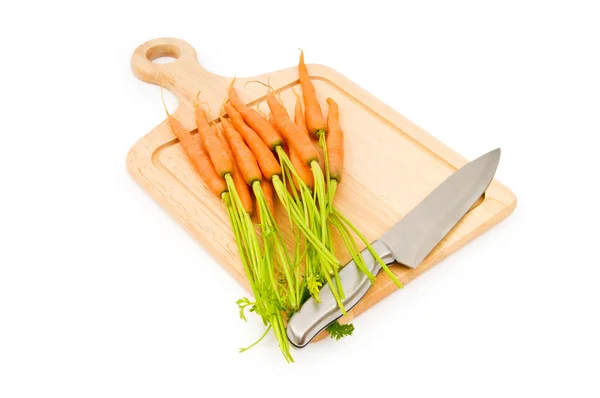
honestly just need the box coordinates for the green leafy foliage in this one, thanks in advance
[326,321,355,341]
[306,274,323,300]
[236,297,255,322]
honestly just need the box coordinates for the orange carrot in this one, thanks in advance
[314,142,325,172]
[298,50,326,137]
[260,179,275,219]
[280,107,313,188]
[289,145,314,189]
[228,86,283,150]
[295,90,325,165]
[230,159,254,214]
[293,91,309,137]
[167,116,226,197]
[220,117,262,185]
[266,92,318,165]
[268,111,279,132]
[291,95,319,189]
[195,105,233,178]
[326,98,344,182]
[216,125,253,214]
[225,103,281,181]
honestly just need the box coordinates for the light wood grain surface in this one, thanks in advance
[127,37,517,343]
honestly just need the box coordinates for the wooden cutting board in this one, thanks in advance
[127,38,516,341]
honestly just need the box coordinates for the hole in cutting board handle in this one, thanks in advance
[146,44,181,64]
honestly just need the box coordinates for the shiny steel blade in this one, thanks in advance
[286,149,501,348]
[381,148,501,268]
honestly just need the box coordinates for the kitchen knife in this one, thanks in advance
[286,148,501,348]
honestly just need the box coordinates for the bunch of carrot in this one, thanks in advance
[164,52,402,362]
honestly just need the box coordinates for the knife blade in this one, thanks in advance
[286,148,501,348]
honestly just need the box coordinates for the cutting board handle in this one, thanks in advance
[131,38,230,112]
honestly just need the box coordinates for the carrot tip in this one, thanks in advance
[298,49,305,64]
[194,90,202,107]
[256,104,267,118]
[219,97,228,117]
[292,87,300,99]
[198,100,212,120]
[244,79,273,92]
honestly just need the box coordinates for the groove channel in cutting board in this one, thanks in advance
[128,37,517,342]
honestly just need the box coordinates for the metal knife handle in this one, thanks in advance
[286,240,395,348]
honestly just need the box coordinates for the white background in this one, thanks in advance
[1,0,599,397]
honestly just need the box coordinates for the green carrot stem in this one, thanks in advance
[253,182,297,309]
[239,325,272,353]
[321,269,346,315]
[263,237,283,304]
[312,162,328,244]
[330,215,376,282]
[334,209,404,289]
[319,132,336,214]
[224,193,258,294]
[226,175,266,289]
[276,314,291,355]
[334,270,345,300]
[271,313,294,363]
[300,185,311,225]
[272,178,339,266]
[328,179,338,212]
